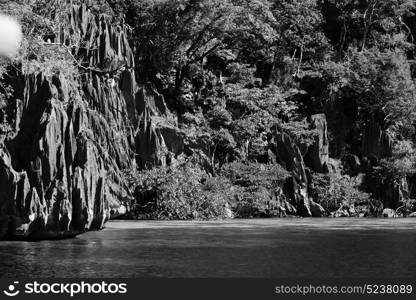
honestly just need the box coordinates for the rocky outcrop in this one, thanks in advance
[272,130,313,217]
[136,86,169,117]
[362,123,392,160]
[271,115,330,217]
[135,85,184,170]
[342,154,361,176]
[57,3,135,73]
[369,175,409,211]
[305,114,329,173]
[135,112,168,169]
[0,3,137,240]
[0,3,188,238]
[382,208,396,218]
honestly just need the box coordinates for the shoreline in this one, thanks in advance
[105,217,416,230]
[3,216,416,242]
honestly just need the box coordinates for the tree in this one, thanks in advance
[272,0,331,76]
[109,0,277,94]
[320,0,415,53]
[324,48,416,140]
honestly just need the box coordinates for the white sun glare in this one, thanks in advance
[0,14,23,58]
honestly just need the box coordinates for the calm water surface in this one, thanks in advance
[1,219,416,278]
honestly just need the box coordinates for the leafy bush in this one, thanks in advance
[125,157,232,220]
[310,173,375,214]
[225,84,299,119]
[220,161,290,188]
[323,48,416,138]
[206,106,233,128]
[230,110,274,144]
[279,120,318,148]
[21,41,79,83]
[232,186,279,218]
[124,159,292,220]
[226,63,256,85]
[220,162,291,217]
[1,0,79,91]
[368,141,416,202]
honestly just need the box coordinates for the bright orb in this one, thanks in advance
[0,14,23,58]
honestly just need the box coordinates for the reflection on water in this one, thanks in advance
[1,219,416,278]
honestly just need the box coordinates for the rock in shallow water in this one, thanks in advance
[382,208,396,218]
[309,201,326,217]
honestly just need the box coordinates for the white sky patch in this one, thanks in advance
[0,14,23,58]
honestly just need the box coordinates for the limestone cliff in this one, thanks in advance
[0,3,138,239]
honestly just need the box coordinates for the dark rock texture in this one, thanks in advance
[305,114,329,173]
[134,85,183,169]
[269,114,331,217]
[362,123,393,160]
[272,130,312,217]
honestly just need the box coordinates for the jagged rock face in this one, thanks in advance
[57,3,135,73]
[361,123,406,210]
[272,130,312,217]
[271,117,329,217]
[362,123,392,160]
[305,114,329,173]
[369,175,408,210]
[342,154,361,176]
[0,4,137,240]
[1,3,188,238]
[135,112,168,169]
[136,87,169,117]
[135,86,184,170]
